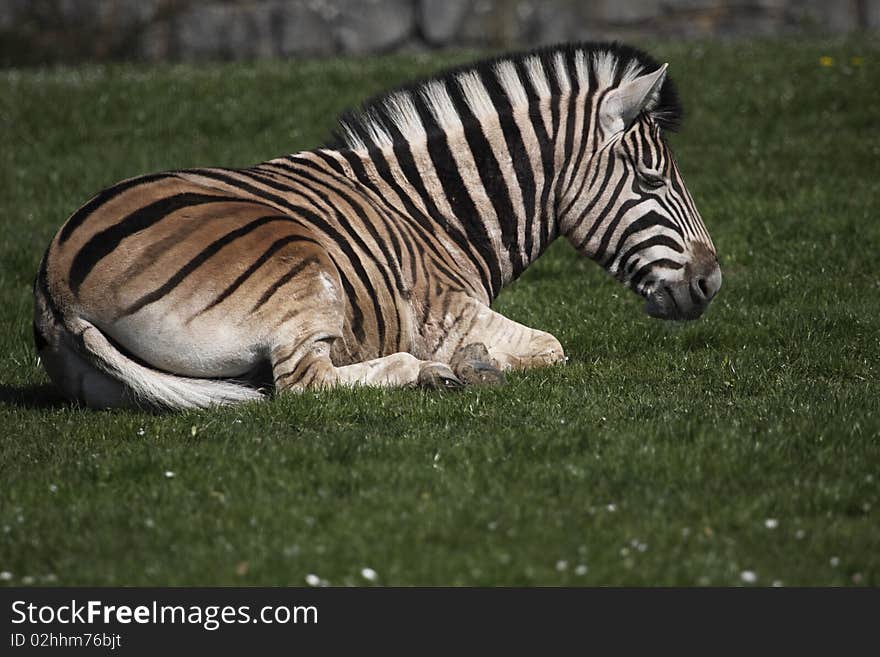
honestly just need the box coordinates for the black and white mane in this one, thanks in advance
[329,42,683,153]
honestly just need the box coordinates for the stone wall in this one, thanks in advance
[1,0,877,66]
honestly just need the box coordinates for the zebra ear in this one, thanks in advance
[600,63,668,136]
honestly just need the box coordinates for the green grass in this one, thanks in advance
[1,37,878,586]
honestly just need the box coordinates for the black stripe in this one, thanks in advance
[574,155,620,251]
[69,193,244,296]
[118,213,216,284]
[247,165,400,350]
[630,258,683,290]
[310,152,346,176]
[366,140,482,294]
[251,257,320,313]
[447,77,523,277]
[561,135,606,219]
[194,233,320,318]
[593,188,644,264]
[59,173,174,244]
[267,161,407,295]
[325,253,366,344]
[184,169,379,346]
[35,249,63,325]
[481,68,535,276]
[615,234,683,277]
[543,57,562,248]
[119,215,292,318]
[592,88,612,150]
[335,149,475,296]
[414,85,503,297]
[615,210,684,250]
[515,59,555,261]
[563,55,599,207]
[552,69,578,227]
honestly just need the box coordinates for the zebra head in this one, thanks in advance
[562,61,721,321]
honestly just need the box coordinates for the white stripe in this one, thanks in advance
[553,52,571,95]
[457,72,495,122]
[384,92,426,141]
[422,80,459,132]
[494,60,528,106]
[592,50,617,89]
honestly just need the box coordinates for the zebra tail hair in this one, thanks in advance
[74,318,265,410]
[34,279,263,410]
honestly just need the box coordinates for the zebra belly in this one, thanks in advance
[100,308,267,378]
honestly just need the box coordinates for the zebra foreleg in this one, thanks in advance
[272,339,463,392]
[448,302,566,372]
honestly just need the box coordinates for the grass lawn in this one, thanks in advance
[0,36,878,587]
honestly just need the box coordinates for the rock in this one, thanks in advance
[600,0,663,22]
[867,0,880,29]
[97,0,163,28]
[788,0,859,33]
[334,0,415,54]
[172,2,280,61]
[279,1,336,57]
[457,0,523,47]
[0,0,22,31]
[418,0,470,44]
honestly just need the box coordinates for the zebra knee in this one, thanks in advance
[274,355,337,392]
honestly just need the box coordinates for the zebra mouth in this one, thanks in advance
[644,284,704,321]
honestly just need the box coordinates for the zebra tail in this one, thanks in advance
[34,279,263,410]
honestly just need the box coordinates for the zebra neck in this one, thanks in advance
[335,129,566,300]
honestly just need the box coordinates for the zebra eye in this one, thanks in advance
[639,170,665,189]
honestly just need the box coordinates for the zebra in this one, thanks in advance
[33,42,721,410]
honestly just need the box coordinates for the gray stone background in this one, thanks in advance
[1,1,877,66]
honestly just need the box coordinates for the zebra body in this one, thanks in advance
[34,42,721,409]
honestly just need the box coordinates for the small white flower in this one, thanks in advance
[555,560,568,572]
[164,471,175,478]
[574,564,588,576]
[830,556,840,568]
[606,504,617,512]
[740,570,758,583]
[0,571,12,581]
[21,575,34,585]
[795,529,806,540]
[305,573,321,587]
[137,427,145,436]
[772,580,783,587]
[48,484,58,493]
[361,567,378,582]
[764,518,778,529]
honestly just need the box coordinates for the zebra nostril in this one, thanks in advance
[693,262,722,303]
[697,277,709,298]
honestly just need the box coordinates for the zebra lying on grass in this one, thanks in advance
[33,42,721,410]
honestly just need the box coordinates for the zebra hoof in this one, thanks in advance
[455,359,506,386]
[451,343,505,386]
[418,363,464,390]
[451,342,494,367]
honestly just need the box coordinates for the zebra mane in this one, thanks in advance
[328,42,683,153]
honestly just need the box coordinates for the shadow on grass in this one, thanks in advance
[0,383,70,410]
